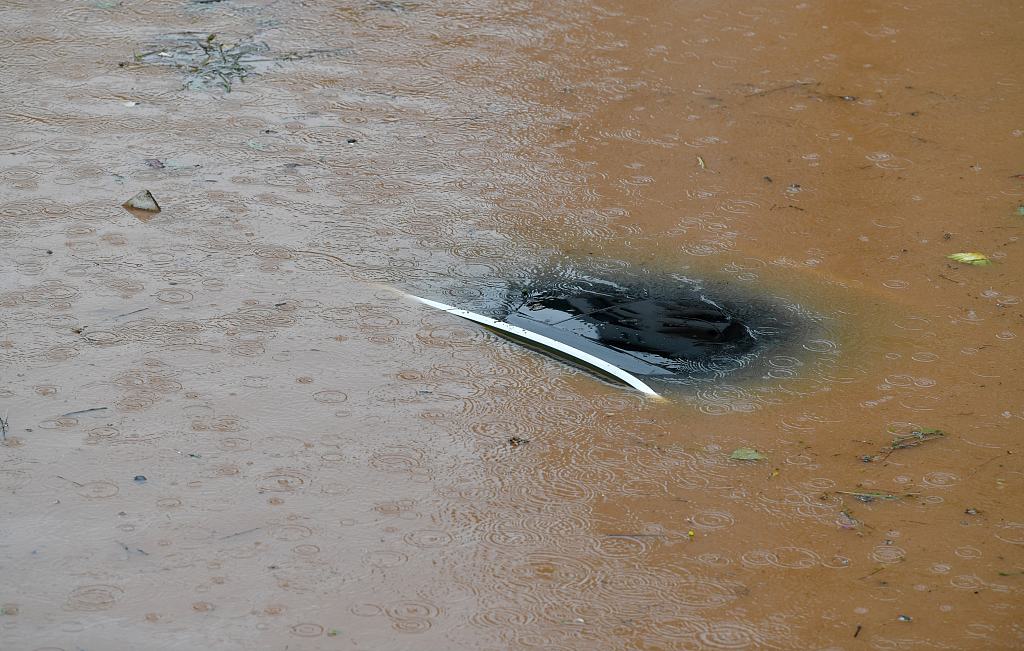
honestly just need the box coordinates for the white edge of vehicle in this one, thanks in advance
[404,293,662,399]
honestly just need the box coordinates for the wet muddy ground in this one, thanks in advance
[1,0,1023,649]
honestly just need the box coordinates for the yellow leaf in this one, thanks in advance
[947,252,991,266]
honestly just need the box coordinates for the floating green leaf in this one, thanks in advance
[730,447,766,461]
[947,252,991,266]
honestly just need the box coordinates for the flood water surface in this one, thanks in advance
[1,0,1023,649]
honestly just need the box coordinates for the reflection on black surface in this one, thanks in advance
[503,279,757,377]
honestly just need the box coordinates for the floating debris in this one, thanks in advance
[117,541,149,556]
[507,436,530,448]
[144,158,165,169]
[947,252,991,266]
[133,475,147,483]
[897,615,913,623]
[127,33,267,92]
[864,427,946,462]
[859,566,886,580]
[889,427,945,450]
[123,32,352,92]
[122,190,161,221]
[835,490,917,503]
[730,447,766,461]
[219,527,261,540]
[836,510,860,529]
[60,407,108,417]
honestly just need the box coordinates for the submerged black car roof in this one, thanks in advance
[503,278,756,378]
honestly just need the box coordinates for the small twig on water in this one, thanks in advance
[863,428,945,462]
[61,407,109,418]
[75,308,150,334]
[858,566,885,580]
[220,527,261,540]
[745,81,816,97]
[113,307,149,320]
[603,533,666,538]
[0,411,8,440]
[967,452,1007,478]
[835,490,918,503]
[291,250,353,267]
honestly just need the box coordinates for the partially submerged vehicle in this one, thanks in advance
[405,271,809,397]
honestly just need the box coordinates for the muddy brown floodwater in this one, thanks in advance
[1,0,1022,649]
